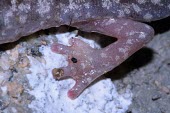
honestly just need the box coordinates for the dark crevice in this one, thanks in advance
[147,16,170,34]
[105,47,154,80]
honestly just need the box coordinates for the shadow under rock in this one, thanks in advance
[104,47,154,80]
[76,28,155,81]
[147,16,170,34]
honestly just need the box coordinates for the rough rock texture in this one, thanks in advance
[127,31,170,113]
[0,0,170,44]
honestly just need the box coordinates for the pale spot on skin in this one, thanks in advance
[84,2,90,9]
[59,3,68,14]
[89,70,96,75]
[1,31,6,36]
[168,4,170,9]
[75,0,85,4]
[115,55,120,61]
[101,53,108,58]
[123,22,128,26]
[36,0,51,17]
[139,32,146,39]
[151,0,161,5]
[123,53,129,59]
[126,39,133,45]
[114,0,120,4]
[11,0,17,11]
[119,47,128,54]
[81,63,86,69]
[19,15,27,24]
[74,12,81,18]
[4,11,13,28]
[86,77,92,83]
[40,21,45,26]
[115,26,124,35]
[126,31,136,36]
[101,19,116,27]
[85,12,91,18]
[102,0,113,9]
[145,25,152,30]
[143,13,153,20]
[124,8,131,14]
[118,10,125,17]
[18,3,31,13]
[137,0,147,4]
[81,80,85,83]
[68,0,81,10]
[132,3,141,13]
[102,62,111,67]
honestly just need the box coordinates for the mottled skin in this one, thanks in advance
[52,19,154,99]
[0,0,170,44]
[0,0,170,99]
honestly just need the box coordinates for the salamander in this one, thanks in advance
[0,0,170,99]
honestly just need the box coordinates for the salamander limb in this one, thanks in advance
[51,18,154,99]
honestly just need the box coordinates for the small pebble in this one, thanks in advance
[18,57,29,68]
[161,86,170,94]
[152,94,161,101]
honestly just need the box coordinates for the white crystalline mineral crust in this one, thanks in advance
[26,32,132,113]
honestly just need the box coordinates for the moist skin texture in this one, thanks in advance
[1,0,170,99]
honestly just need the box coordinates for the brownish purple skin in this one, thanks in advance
[1,0,170,99]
